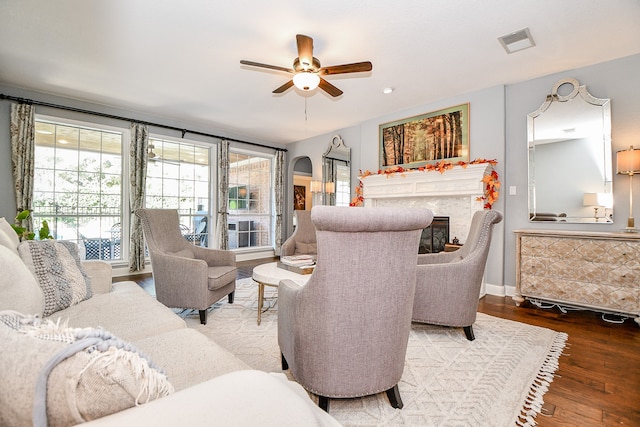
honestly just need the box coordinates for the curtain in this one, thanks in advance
[216,140,230,250]
[10,103,36,232]
[274,150,284,255]
[129,122,149,272]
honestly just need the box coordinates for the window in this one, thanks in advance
[227,151,272,249]
[32,116,276,261]
[145,138,211,246]
[334,163,351,206]
[33,119,123,260]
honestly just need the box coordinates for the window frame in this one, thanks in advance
[227,147,275,252]
[34,114,130,264]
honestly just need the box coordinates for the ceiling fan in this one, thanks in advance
[240,34,372,97]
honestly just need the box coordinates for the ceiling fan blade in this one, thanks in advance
[320,61,373,75]
[240,60,294,74]
[318,78,343,97]
[296,34,314,65]
[273,80,295,94]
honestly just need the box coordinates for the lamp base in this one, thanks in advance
[621,217,638,232]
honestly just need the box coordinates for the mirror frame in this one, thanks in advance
[322,135,351,206]
[528,78,613,223]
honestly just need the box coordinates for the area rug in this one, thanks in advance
[181,278,568,427]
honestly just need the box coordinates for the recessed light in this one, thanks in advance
[36,130,53,135]
[382,87,394,94]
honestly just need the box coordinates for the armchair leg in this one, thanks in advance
[199,309,207,325]
[463,325,475,341]
[318,396,330,412]
[228,291,235,304]
[281,352,289,370]
[385,384,403,409]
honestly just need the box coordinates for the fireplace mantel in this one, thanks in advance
[361,163,490,202]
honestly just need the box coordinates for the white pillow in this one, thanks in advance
[18,240,92,316]
[0,218,20,254]
[0,229,18,255]
[0,245,44,316]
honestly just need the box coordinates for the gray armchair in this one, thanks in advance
[281,210,316,256]
[278,206,434,412]
[135,209,237,325]
[412,209,503,340]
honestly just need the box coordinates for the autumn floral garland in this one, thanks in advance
[349,158,500,209]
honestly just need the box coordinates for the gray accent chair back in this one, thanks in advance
[412,209,503,340]
[135,209,237,325]
[278,206,434,412]
[281,210,317,256]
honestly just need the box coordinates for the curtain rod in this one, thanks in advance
[0,93,287,152]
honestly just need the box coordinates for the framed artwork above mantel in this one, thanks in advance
[379,103,469,170]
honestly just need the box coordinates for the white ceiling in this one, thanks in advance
[1,0,640,145]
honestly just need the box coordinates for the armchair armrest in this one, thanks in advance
[277,279,305,362]
[190,245,236,267]
[152,252,209,283]
[81,260,113,294]
[417,251,460,265]
[280,239,296,256]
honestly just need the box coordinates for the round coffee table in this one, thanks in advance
[251,262,311,325]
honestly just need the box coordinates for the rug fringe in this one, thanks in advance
[516,331,568,426]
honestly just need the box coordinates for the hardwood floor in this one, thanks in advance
[130,257,640,426]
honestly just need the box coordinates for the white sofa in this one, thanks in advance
[0,218,341,427]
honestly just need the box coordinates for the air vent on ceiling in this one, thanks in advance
[498,27,535,54]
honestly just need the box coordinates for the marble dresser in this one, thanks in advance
[513,229,640,325]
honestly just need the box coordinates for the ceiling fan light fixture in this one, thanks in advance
[293,72,320,91]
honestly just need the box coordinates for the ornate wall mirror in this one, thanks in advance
[322,135,351,206]
[528,78,613,223]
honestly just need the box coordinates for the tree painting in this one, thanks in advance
[379,104,469,169]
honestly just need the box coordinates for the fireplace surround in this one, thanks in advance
[360,163,491,244]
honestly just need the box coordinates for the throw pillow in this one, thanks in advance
[294,242,317,255]
[0,311,174,427]
[0,245,45,316]
[0,218,20,254]
[0,228,19,255]
[18,240,93,317]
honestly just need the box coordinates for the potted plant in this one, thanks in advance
[12,210,53,240]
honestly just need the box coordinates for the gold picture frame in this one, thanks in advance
[379,103,469,169]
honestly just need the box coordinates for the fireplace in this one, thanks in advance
[360,163,490,245]
[419,216,449,253]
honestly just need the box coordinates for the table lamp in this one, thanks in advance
[616,145,640,232]
[582,193,602,220]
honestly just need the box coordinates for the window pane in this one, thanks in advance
[145,138,211,247]
[227,152,272,249]
[34,120,123,261]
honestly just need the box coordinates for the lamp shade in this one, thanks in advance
[325,182,335,194]
[293,72,320,91]
[616,146,640,174]
[582,193,599,207]
[310,180,323,193]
